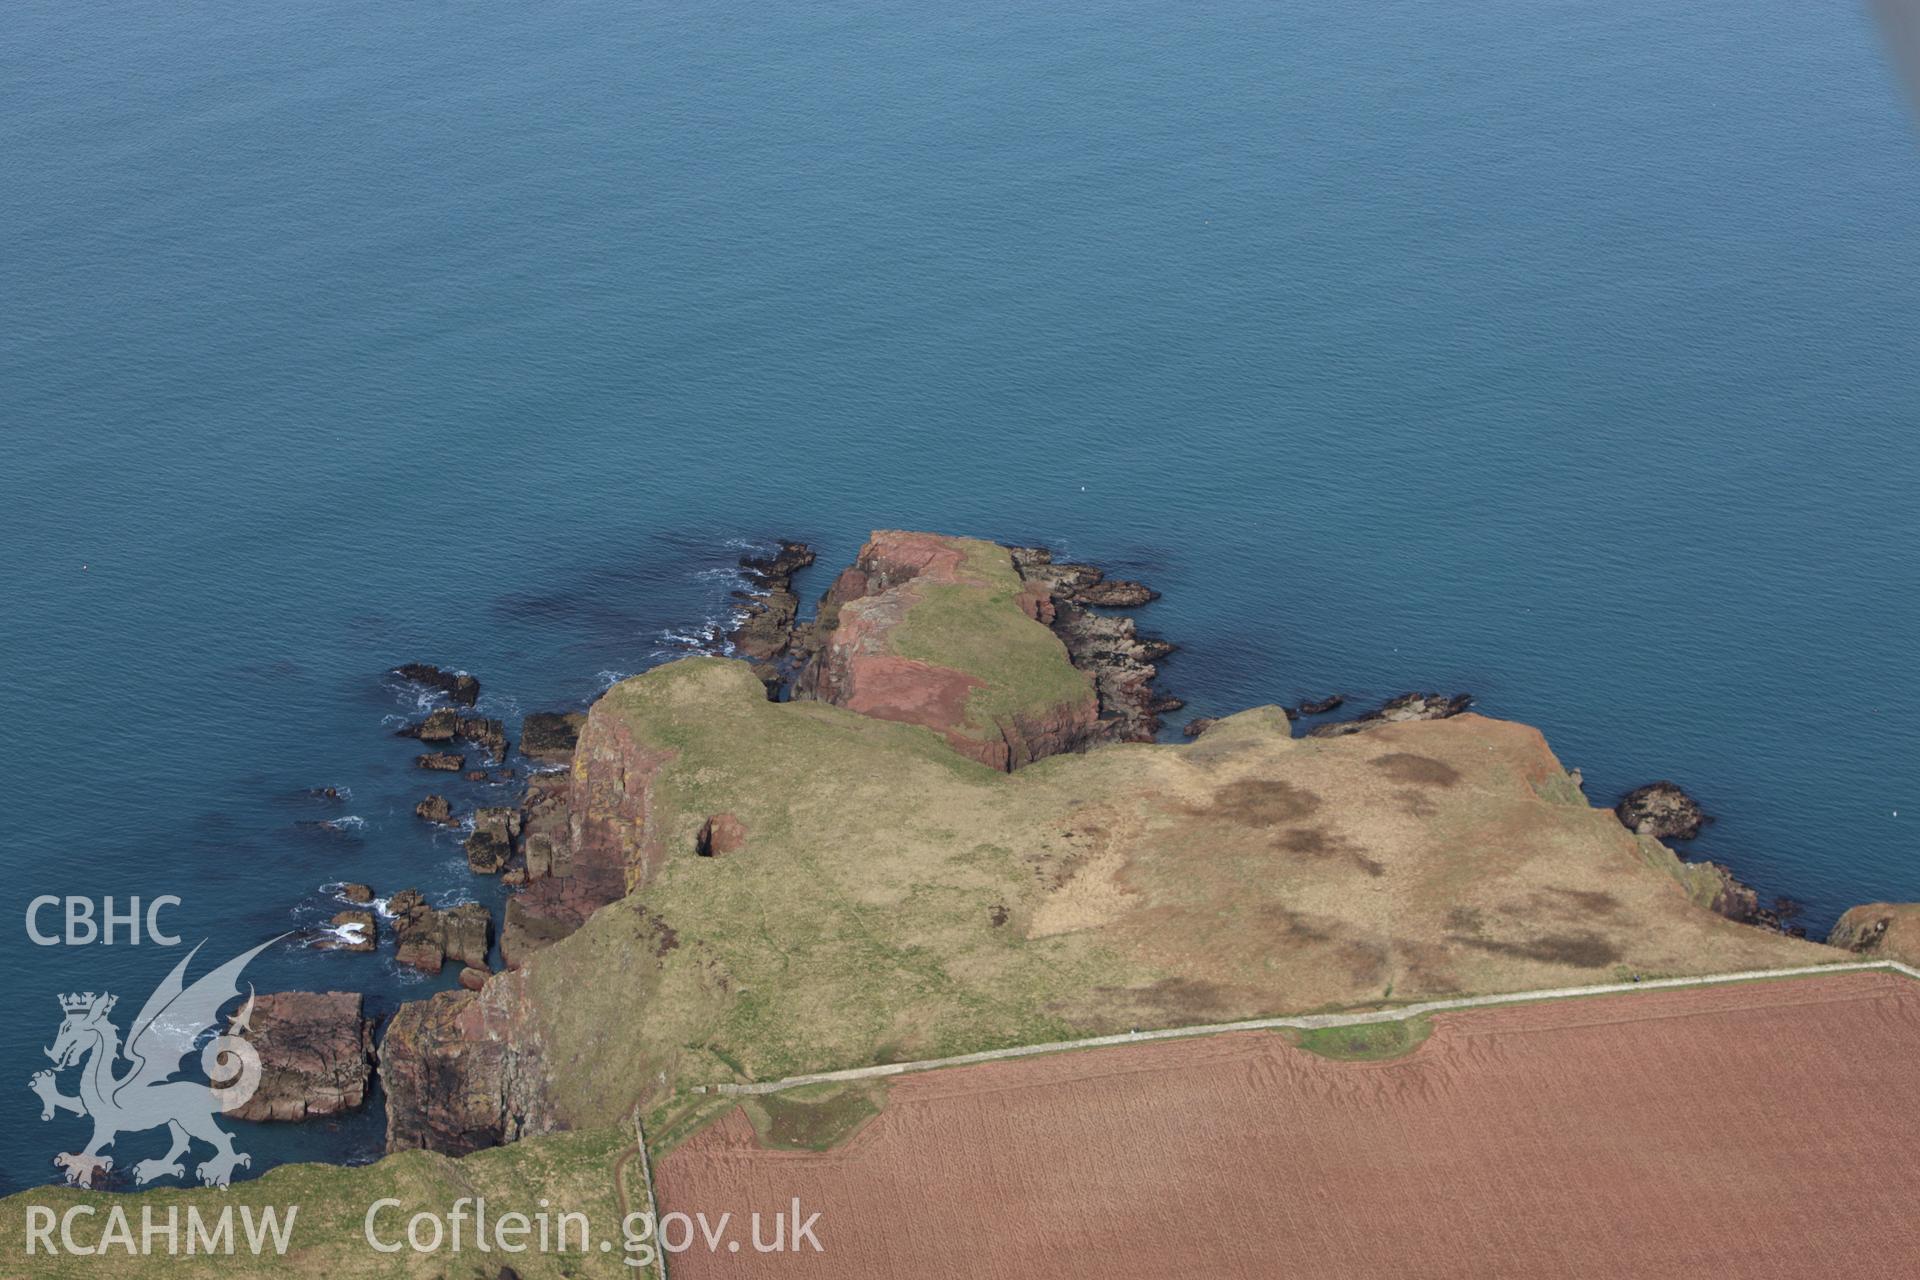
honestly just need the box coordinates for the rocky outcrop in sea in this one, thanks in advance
[391,663,480,707]
[1308,692,1472,738]
[223,992,373,1123]
[726,540,817,695]
[1615,781,1709,841]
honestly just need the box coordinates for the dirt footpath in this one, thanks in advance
[658,971,1920,1278]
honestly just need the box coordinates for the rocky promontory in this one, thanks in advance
[367,532,1841,1162]
[788,531,1103,769]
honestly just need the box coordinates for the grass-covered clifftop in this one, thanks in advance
[525,653,1833,1132]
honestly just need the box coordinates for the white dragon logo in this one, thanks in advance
[27,937,280,1189]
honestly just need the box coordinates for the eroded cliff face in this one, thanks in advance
[565,710,678,892]
[377,707,683,1154]
[380,970,555,1155]
[498,697,676,965]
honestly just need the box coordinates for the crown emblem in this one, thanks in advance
[59,992,114,1015]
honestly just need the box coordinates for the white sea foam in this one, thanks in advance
[654,615,735,659]
[306,919,369,950]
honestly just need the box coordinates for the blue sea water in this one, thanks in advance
[3,0,1916,1190]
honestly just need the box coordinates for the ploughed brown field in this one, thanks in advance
[657,971,1920,1278]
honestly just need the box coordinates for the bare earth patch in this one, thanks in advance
[659,971,1920,1278]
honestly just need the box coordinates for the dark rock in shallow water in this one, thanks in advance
[457,716,508,764]
[439,901,487,971]
[309,786,345,802]
[1009,546,1173,744]
[394,918,441,973]
[1615,781,1708,841]
[392,663,480,707]
[1183,717,1217,738]
[466,807,521,874]
[466,769,489,782]
[339,883,373,904]
[1074,579,1160,608]
[399,710,506,762]
[414,794,453,824]
[223,992,373,1123]
[399,707,459,742]
[415,751,465,772]
[1308,692,1473,738]
[521,711,586,763]
[726,541,817,695]
[1692,862,1761,924]
[1297,695,1344,716]
[1007,550,1161,609]
[1666,859,1795,932]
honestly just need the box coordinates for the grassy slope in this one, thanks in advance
[0,1126,635,1278]
[529,658,1148,1131]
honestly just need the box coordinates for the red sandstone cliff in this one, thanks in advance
[796,531,1101,771]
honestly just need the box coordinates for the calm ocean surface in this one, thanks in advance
[3,0,1916,1188]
